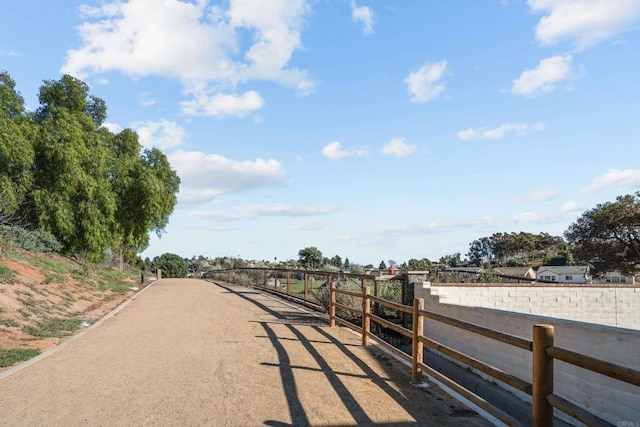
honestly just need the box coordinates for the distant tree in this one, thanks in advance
[344,258,350,269]
[565,193,640,275]
[331,255,343,268]
[407,258,431,271]
[154,253,188,278]
[439,253,461,267]
[298,246,323,269]
[379,260,387,270]
[388,259,397,267]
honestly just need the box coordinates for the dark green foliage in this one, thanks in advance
[0,225,62,253]
[467,232,567,267]
[298,246,323,269]
[0,71,180,261]
[0,348,40,367]
[154,253,189,278]
[565,192,640,275]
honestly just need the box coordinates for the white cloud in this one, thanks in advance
[526,188,559,201]
[139,92,157,107]
[168,150,287,204]
[527,0,640,50]
[511,55,574,97]
[1,50,20,57]
[62,0,314,117]
[381,137,417,156]
[458,122,545,140]
[132,119,185,149]
[292,220,329,230]
[102,122,124,134]
[322,141,366,159]
[561,201,583,215]
[583,169,640,194]
[351,1,374,35]
[404,60,447,103]
[180,90,264,118]
[189,204,335,221]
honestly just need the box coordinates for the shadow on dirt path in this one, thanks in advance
[214,281,490,427]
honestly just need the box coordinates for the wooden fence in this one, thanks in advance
[328,281,640,427]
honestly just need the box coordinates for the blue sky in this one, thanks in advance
[2,0,640,265]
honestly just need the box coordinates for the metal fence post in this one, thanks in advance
[412,298,424,383]
[533,324,554,426]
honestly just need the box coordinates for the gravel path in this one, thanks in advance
[0,279,490,426]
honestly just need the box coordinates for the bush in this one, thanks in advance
[314,279,363,319]
[0,225,62,253]
[154,253,189,278]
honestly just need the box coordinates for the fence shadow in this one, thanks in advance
[209,281,483,427]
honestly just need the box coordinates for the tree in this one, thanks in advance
[407,258,431,271]
[330,255,343,268]
[110,129,180,266]
[29,75,116,258]
[344,258,350,269]
[0,71,35,217]
[439,253,461,267]
[378,260,387,270]
[565,193,640,275]
[154,253,189,278]
[298,246,323,269]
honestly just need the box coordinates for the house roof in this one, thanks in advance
[536,266,590,275]
[493,267,534,277]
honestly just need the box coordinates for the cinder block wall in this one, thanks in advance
[424,284,640,329]
[414,282,640,425]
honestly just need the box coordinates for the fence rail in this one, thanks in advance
[327,281,639,427]
[205,267,638,426]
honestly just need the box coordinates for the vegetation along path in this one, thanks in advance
[0,278,489,426]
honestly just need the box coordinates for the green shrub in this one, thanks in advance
[0,348,41,367]
[23,318,81,338]
[0,225,62,253]
[0,263,15,283]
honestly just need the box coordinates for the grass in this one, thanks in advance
[0,263,16,283]
[0,348,40,368]
[23,318,82,338]
[0,317,20,327]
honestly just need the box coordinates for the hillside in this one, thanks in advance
[0,250,140,369]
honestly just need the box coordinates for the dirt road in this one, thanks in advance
[0,279,490,426]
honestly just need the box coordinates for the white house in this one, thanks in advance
[536,266,592,284]
[592,271,636,285]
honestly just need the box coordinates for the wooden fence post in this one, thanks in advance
[287,270,291,295]
[329,279,336,327]
[362,286,370,346]
[412,298,424,383]
[157,268,162,280]
[533,324,554,427]
[304,273,308,300]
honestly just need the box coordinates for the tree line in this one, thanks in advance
[291,192,640,277]
[0,72,180,264]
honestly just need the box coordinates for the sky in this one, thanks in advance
[2,0,640,266]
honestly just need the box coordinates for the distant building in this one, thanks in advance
[536,266,592,284]
[592,271,636,285]
[493,267,536,282]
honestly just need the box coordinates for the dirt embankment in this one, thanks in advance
[0,250,138,357]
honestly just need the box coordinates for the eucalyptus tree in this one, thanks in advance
[28,75,116,258]
[0,71,35,218]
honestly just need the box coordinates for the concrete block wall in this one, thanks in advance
[415,282,640,425]
[426,284,640,329]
